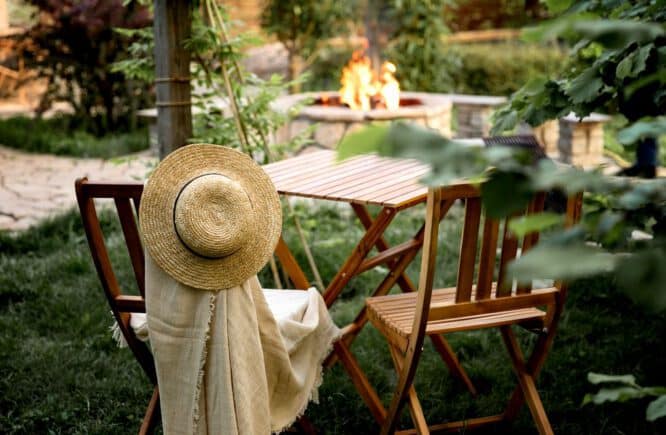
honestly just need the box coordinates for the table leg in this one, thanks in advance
[348,203,477,397]
[322,207,398,307]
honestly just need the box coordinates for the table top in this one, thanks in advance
[263,150,430,209]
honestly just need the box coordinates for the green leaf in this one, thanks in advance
[481,171,533,219]
[337,124,389,161]
[616,56,633,80]
[508,213,564,238]
[572,20,664,48]
[587,387,646,404]
[615,248,666,313]
[616,44,653,80]
[521,13,596,43]
[490,108,518,135]
[588,372,637,386]
[647,396,666,422]
[380,122,489,185]
[508,245,617,283]
[544,0,573,14]
[617,118,666,145]
[566,67,605,104]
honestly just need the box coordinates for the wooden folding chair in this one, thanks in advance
[75,178,313,434]
[366,183,583,435]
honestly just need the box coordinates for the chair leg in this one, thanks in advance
[138,386,160,435]
[500,327,554,435]
[389,345,429,435]
[503,311,563,424]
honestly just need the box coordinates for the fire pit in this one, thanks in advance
[273,50,452,149]
[273,91,452,149]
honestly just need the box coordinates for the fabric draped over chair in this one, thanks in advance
[144,255,340,435]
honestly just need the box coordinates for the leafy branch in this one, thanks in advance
[583,373,666,422]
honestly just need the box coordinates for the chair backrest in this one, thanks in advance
[75,178,311,384]
[75,178,156,384]
[411,183,583,339]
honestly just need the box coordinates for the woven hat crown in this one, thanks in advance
[174,174,253,259]
[139,144,282,290]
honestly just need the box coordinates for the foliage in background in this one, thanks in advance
[604,116,666,167]
[260,0,355,90]
[443,0,548,32]
[384,0,458,92]
[301,45,355,91]
[0,116,148,158]
[115,3,310,161]
[492,0,665,133]
[443,42,567,96]
[20,0,152,135]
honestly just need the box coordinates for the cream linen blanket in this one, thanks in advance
[144,255,340,434]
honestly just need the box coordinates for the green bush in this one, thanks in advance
[443,42,567,96]
[0,116,148,159]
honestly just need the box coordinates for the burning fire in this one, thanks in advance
[339,50,400,111]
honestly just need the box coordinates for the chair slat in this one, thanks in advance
[115,198,146,297]
[476,217,499,300]
[456,197,481,303]
[497,218,519,297]
[521,192,546,254]
[516,193,547,294]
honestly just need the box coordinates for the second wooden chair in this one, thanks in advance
[366,183,582,435]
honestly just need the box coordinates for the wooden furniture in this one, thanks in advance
[365,184,583,434]
[263,150,478,424]
[75,178,313,434]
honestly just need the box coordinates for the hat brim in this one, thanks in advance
[139,144,282,290]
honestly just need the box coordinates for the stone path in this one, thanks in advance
[0,146,157,231]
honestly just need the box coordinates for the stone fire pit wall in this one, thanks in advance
[273,91,452,149]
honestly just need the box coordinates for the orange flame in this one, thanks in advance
[340,50,400,111]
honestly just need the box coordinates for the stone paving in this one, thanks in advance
[0,146,157,231]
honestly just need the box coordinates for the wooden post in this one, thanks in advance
[153,0,192,159]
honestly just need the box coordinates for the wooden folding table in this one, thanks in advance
[263,150,476,423]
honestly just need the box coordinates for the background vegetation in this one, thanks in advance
[443,42,566,96]
[0,116,148,158]
[19,0,152,135]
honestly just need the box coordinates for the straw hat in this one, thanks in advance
[139,144,282,290]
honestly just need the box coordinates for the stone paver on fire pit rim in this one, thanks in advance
[0,146,157,231]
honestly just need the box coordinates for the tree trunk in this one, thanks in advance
[154,0,193,159]
[288,49,302,94]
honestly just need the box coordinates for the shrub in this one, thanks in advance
[21,0,152,135]
[0,116,148,158]
[443,0,548,32]
[443,42,567,96]
[260,0,354,90]
[385,0,458,93]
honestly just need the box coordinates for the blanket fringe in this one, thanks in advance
[271,326,342,434]
[192,292,218,434]
[110,313,128,348]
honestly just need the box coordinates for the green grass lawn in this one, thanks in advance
[0,116,149,159]
[1,203,665,434]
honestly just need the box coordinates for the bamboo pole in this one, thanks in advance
[201,0,325,290]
